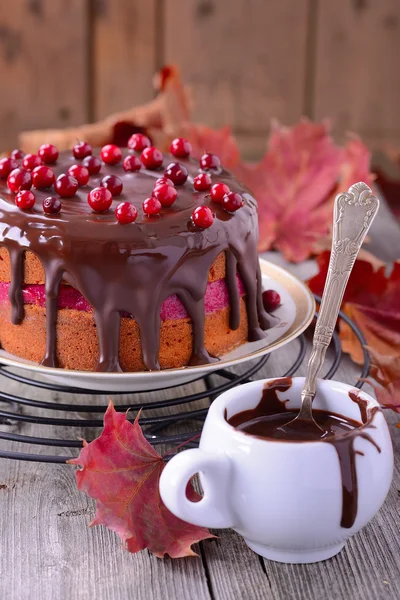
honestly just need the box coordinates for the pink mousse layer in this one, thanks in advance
[0,277,244,322]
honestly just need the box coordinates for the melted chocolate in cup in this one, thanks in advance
[226,378,381,528]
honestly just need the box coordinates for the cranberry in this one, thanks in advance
[191,206,214,229]
[128,133,151,152]
[10,149,24,161]
[170,138,192,158]
[55,174,78,197]
[88,186,113,212]
[0,157,19,179]
[262,290,281,312]
[210,182,230,203]
[153,183,177,207]
[200,152,221,172]
[222,191,244,212]
[38,143,58,164]
[143,196,162,216]
[15,190,35,210]
[73,141,92,159]
[43,196,62,215]
[22,154,42,171]
[101,174,123,196]
[155,176,174,187]
[100,144,122,165]
[68,164,90,186]
[164,162,188,186]
[83,155,102,175]
[141,147,163,170]
[115,202,138,224]
[193,173,212,192]
[32,166,55,189]
[7,168,32,192]
[123,155,141,172]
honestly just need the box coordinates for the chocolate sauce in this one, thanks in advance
[226,378,381,528]
[0,149,278,371]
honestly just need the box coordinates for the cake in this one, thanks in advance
[0,137,277,372]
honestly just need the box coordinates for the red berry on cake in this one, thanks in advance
[83,155,101,175]
[7,168,32,192]
[164,162,188,186]
[15,190,35,210]
[262,290,281,312]
[222,192,244,212]
[200,152,221,172]
[142,196,162,216]
[43,196,62,215]
[170,138,192,158]
[191,206,214,228]
[88,186,113,212]
[73,141,92,159]
[153,183,177,207]
[22,154,42,171]
[55,174,79,198]
[193,173,212,192]
[101,174,123,196]
[141,147,163,170]
[100,144,122,165]
[10,149,24,161]
[155,177,174,187]
[68,164,90,186]
[210,183,230,203]
[0,157,19,179]
[115,202,138,224]
[123,155,141,172]
[38,144,59,164]
[128,133,151,152]
[32,166,55,189]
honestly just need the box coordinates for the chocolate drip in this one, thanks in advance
[0,150,276,371]
[94,309,122,372]
[8,247,24,324]
[227,380,381,529]
[225,250,240,331]
[334,392,380,528]
[41,264,63,368]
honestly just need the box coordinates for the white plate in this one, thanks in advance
[0,259,315,392]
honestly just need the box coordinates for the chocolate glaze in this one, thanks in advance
[0,149,277,371]
[227,379,381,528]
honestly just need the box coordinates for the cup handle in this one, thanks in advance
[159,448,235,529]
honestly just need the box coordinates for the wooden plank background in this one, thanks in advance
[0,0,399,155]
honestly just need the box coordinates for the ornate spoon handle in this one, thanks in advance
[299,182,380,419]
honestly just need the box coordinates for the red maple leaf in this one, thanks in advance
[365,347,400,416]
[234,120,342,261]
[308,252,400,364]
[68,402,214,558]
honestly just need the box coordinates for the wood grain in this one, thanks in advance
[164,0,309,139]
[93,0,159,120]
[314,0,400,146]
[0,0,89,152]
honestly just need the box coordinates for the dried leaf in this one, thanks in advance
[365,347,400,414]
[308,252,400,363]
[69,402,214,558]
[234,120,342,261]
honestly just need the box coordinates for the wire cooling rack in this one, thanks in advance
[0,296,370,464]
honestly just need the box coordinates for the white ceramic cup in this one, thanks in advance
[159,377,393,564]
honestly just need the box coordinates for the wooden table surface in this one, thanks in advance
[0,194,399,600]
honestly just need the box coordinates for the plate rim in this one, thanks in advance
[0,258,315,380]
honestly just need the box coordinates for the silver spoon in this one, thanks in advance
[277,182,380,439]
